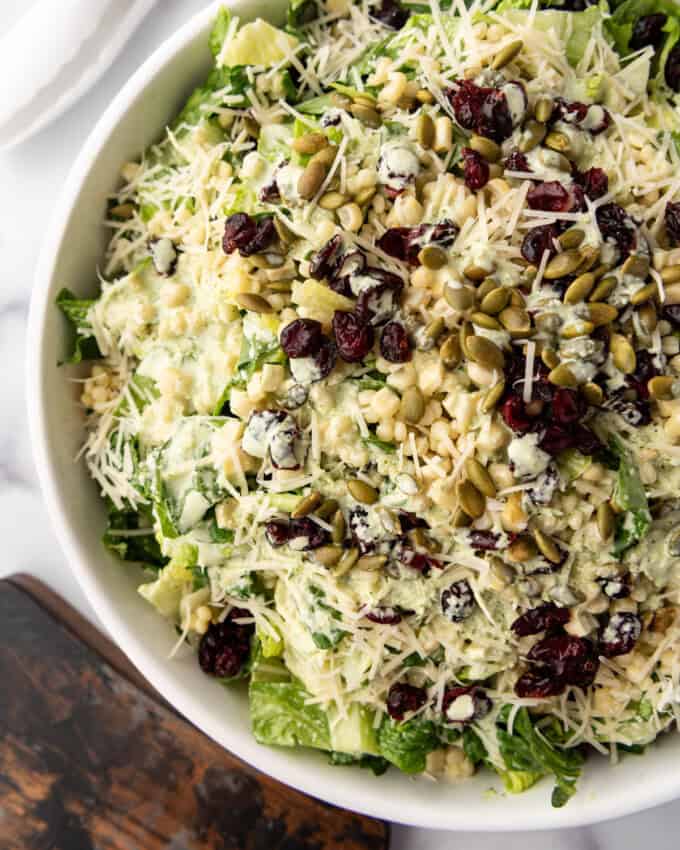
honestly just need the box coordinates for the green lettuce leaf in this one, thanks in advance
[56,288,101,364]
[174,65,249,130]
[137,544,198,618]
[102,503,167,568]
[249,680,331,749]
[377,718,439,774]
[209,6,232,58]
[609,435,652,558]
[497,707,583,808]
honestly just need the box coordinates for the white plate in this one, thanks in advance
[27,0,680,830]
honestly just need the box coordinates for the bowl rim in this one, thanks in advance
[26,0,680,831]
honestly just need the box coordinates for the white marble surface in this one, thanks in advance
[2,1,680,847]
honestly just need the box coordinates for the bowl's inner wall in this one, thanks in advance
[32,0,680,829]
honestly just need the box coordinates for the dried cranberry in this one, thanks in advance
[666,43,680,91]
[502,395,533,433]
[376,221,457,265]
[461,147,490,191]
[527,181,571,212]
[521,224,559,265]
[574,166,608,201]
[596,574,630,600]
[265,519,291,547]
[449,80,513,142]
[328,276,353,298]
[223,213,256,255]
[552,388,585,424]
[504,150,531,173]
[665,202,680,245]
[365,607,403,625]
[553,98,610,135]
[529,634,599,686]
[397,511,428,533]
[512,603,570,637]
[442,685,491,724]
[289,517,330,550]
[333,310,375,362]
[380,321,412,362]
[313,338,337,380]
[370,0,409,30]
[599,612,641,658]
[630,13,667,50]
[198,611,254,679]
[259,180,280,203]
[280,318,323,358]
[468,530,499,551]
[309,235,343,280]
[628,350,661,400]
[356,281,402,325]
[441,580,475,622]
[336,250,366,280]
[596,203,638,257]
[515,669,567,699]
[386,682,427,721]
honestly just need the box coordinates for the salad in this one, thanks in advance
[59,0,680,806]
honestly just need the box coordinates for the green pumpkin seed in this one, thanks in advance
[576,246,600,273]
[465,457,497,497]
[298,160,328,200]
[610,333,636,374]
[543,250,583,279]
[541,348,559,370]
[518,120,546,154]
[532,527,562,564]
[243,116,260,138]
[425,316,446,341]
[471,311,502,331]
[109,203,135,219]
[534,96,554,124]
[564,272,595,304]
[499,306,531,337]
[463,264,490,282]
[314,545,343,566]
[492,39,523,69]
[661,264,680,284]
[330,92,352,109]
[310,144,339,168]
[419,244,448,269]
[333,547,359,577]
[453,507,472,528]
[638,302,658,334]
[597,503,615,542]
[480,287,510,315]
[444,284,475,312]
[507,536,537,563]
[332,509,346,543]
[559,228,585,250]
[476,277,497,300]
[401,386,426,423]
[440,333,462,368]
[292,132,328,155]
[347,479,379,505]
[589,276,617,303]
[356,554,387,571]
[482,380,506,413]
[630,282,658,306]
[582,382,603,406]
[467,335,505,370]
[622,254,650,279]
[416,112,435,148]
[353,92,377,107]
[236,292,274,313]
[548,363,578,387]
[587,302,618,327]
[274,217,295,245]
[266,280,293,293]
[469,134,501,162]
[560,320,595,339]
[457,479,486,519]
[317,498,339,520]
[291,490,322,519]
[416,89,434,104]
[349,102,381,127]
[544,130,572,156]
[319,191,347,210]
[648,375,675,400]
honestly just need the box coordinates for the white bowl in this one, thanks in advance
[27,0,680,830]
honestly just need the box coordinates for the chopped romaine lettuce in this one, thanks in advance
[102,503,167,568]
[138,545,198,618]
[377,717,439,774]
[219,19,299,68]
[250,680,331,749]
[609,435,652,558]
[209,6,232,58]
[56,288,101,364]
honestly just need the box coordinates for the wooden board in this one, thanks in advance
[0,575,389,850]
